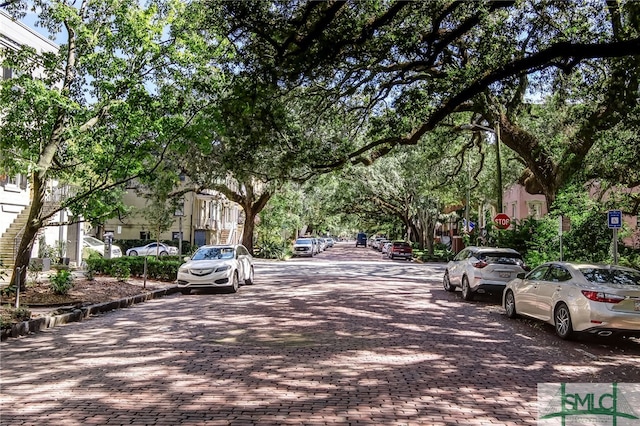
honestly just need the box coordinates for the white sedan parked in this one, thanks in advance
[126,242,178,257]
[503,262,640,340]
[177,244,254,294]
[83,236,122,258]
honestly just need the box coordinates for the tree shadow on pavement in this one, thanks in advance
[1,250,639,425]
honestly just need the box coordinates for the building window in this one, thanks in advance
[528,202,542,219]
[2,66,12,80]
[140,231,150,240]
[174,198,184,216]
[511,203,517,218]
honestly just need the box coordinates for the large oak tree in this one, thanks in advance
[199,0,640,206]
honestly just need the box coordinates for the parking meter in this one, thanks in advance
[104,232,113,259]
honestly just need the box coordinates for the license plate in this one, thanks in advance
[499,272,511,278]
[635,300,640,311]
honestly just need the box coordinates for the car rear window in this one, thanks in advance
[393,242,411,248]
[478,252,524,266]
[580,268,640,286]
[295,239,312,244]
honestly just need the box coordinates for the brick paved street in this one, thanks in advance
[1,242,639,425]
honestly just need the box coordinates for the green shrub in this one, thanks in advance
[110,262,131,282]
[27,261,43,285]
[255,241,289,260]
[1,304,31,329]
[48,269,74,295]
[0,285,14,298]
[619,248,640,270]
[85,256,180,281]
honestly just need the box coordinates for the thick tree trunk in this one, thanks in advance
[11,172,46,290]
[242,213,256,253]
[424,221,436,255]
[409,221,423,250]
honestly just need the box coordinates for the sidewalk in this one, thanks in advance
[1,272,180,341]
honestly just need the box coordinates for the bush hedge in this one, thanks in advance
[86,253,181,282]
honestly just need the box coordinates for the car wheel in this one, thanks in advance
[230,272,239,293]
[159,251,168,257]
[245,266,254,285]
[554,303,574,340]
[129,250,138,256]
[504,290,517,318]
[461,276,474,301]
[181,289,191,295]
[443,272,455,292]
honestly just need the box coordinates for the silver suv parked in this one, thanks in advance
[443,246,527,301]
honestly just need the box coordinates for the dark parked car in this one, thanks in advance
[356,232,367,247]
[387,241,413,260]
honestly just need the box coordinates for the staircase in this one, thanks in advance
[0,200,61,282]
[0,206,30,284]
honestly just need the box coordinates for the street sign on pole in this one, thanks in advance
[493,213,511,230]
[608,210,622,265]
[608,210,622,229]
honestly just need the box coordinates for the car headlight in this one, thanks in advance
[178,266,189,273]
[215,265,231,272]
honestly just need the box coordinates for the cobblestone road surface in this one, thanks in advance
[1,242,639,425]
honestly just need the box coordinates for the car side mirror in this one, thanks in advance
[517,272,525,279]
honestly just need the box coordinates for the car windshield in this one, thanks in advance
[295,239,312,244]
[580,267,640,286]
[84,237,104,246]
[393,242,411,248]
[192,247,235,260]
[478,252,524,266]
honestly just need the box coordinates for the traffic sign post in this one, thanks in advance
[608,210,622,265]
[493,213,511,230]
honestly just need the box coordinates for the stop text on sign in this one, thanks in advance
[494,213,511,229]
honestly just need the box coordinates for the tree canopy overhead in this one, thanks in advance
[198,0,640,205]
[3,0,640,266]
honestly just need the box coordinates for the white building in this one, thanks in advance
[1,12,67,280]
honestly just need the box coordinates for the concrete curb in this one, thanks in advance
[1,286,181,341]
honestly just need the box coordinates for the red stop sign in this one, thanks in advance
[494,213,511,229]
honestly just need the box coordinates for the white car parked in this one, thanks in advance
[503,262,640,340]
[177,244,254,294]
[126,242,178,257]
[82,236,122,258]
[443,246,527,300]
[293,238,315,257]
